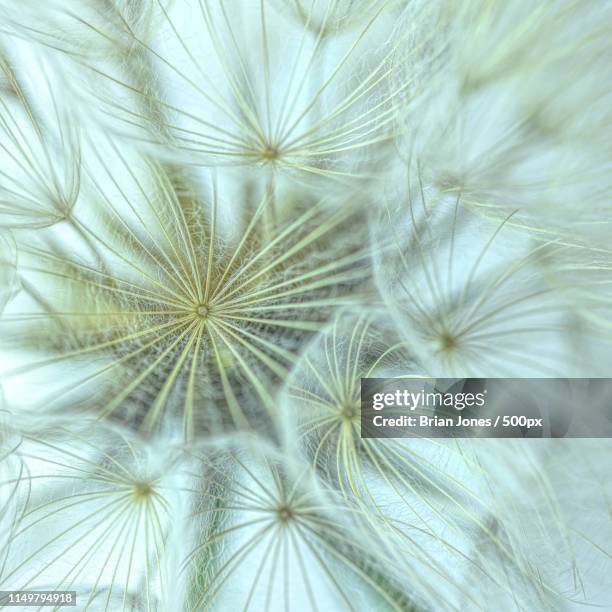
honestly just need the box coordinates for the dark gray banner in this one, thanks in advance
[360,378,612,438]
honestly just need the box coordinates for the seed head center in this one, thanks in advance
[439,331,457,352]
[261,143,280,162]
[196,304,210,319]
[132,480,153,499]
[276,505,293,523]
[340,401,359,420]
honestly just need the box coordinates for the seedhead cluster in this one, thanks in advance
[0,1,611,610]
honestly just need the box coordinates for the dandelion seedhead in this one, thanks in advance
[281,309,415,486]
[184,436,413,611]
[0,418,194,609]
[0,1,611,610]
[279,310,577,608]
[0,137,372,438]
[7,0,432,200]
[393,0,612,245]
[0,46,81,229]
[372,180,608,377]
